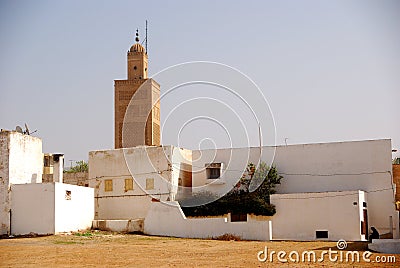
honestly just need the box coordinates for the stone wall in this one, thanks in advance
[63,172,89,187]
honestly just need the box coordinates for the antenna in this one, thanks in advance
[145,20,148,54]
[23,123,37,135]
[24,123,30,135]
[141,20,148,54]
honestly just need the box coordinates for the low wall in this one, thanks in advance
[63,172,89,186]
[92,219,144,233]
[144,201,272,241]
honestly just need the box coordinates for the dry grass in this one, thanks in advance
[0,232,399,267]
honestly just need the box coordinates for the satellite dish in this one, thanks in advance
[16,126,23,133]
[24,123,30,135]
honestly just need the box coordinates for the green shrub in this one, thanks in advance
[179,163,282,217]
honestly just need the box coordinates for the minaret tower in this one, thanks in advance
[114,30,160,148]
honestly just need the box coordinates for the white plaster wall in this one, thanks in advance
[171,147,192,199]
[1,131,43,235]
[271,191,365,241]
[8,132,43,184]
[89,145,176,220]
[10,183,94,235]
[144,201,272,241]
[193,139,398,239]
[54,183,94,233]
[10,183,55,235]
[191,146,267,195]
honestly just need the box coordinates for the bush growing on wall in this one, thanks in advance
[179,162,283,217]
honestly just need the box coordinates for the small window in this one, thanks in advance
[316,230,328,239]
[125,178,134,192]
[104,179,113,192]
[65,190,71,200]
[206,163,222,179]
[231,213,247,222]
[363,202,367,208]
[133,66,137,70]
[146,178,154,190]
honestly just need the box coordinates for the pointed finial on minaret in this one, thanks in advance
[135,29,139,43]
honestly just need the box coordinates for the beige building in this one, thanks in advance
[114,31,160,148]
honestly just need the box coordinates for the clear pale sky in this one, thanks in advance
[0,0,399,165]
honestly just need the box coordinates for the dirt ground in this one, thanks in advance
[0,232,399,267]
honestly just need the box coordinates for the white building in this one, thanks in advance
[192,139,398,241]
[89,138,398,241]
[1,130,43,235]
[88,145,192,221]
[11,182,94,235]
[0,130,94,236]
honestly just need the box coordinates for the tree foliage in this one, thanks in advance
[65,160,88,173]
[180,162,283,217]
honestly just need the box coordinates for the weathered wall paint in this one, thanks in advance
[0,131,43,235]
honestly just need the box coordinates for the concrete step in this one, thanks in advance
[368,239,400,254]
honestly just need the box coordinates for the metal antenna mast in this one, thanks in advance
[145,20,148,54]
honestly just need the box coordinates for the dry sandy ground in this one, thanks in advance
[0,232,399,267]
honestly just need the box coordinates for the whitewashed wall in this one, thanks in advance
[172,147,192,199]
[271,191,366,241]
[0,131,43,235]
[8,132,43,184]
[144,201,272,241]
[54,183,94,233]
[89,145,184,220]
[10,183,94,235]
[193,139,399,239]
[10,183,55,235]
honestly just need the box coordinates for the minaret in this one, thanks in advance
[114,30,160,149]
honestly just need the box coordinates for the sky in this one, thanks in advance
[0,0,399,165]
